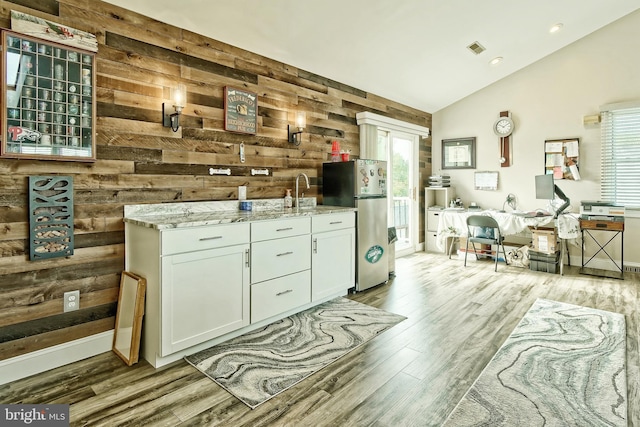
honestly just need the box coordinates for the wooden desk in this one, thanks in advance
[579,218,624,279]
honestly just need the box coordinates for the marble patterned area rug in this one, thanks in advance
[443,298,627,426]
[184,297,406,409]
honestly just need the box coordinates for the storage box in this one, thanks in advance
[529,249,560,274]
[458,237,492,259]
[529,226,557,254]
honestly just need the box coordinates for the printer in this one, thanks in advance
[580,200,625,220]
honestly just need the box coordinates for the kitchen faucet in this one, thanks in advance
[295,173,310,208]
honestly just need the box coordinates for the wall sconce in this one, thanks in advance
[163,83,186,132]
[288,111,306,145]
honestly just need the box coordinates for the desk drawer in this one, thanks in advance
[579,219,624,231]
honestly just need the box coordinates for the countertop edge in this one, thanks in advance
[124,206,357,230]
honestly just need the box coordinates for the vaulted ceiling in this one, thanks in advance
[103,0,640,113]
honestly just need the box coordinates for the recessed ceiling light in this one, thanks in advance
[550,23,563,33]
[489,57,503,66]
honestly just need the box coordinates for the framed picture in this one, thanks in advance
[112,271,146,366]
[442,137,476,169]
[224,86,257,134]
[474,171,499,191]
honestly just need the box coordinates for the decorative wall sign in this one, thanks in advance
[11,11,98,52]
[224,86,257,134]
[28,176,74,260]
[442,137,476,169]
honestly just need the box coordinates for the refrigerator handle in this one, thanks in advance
[313,238,318,253]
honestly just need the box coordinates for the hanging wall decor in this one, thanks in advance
[224,86,257,134]
[442,137,476,169]
[28,175,74,260]
[11,11,98,52]
[544,138,580,180]
[1,29,96,161]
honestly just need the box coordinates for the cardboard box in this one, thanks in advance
[458,237,492,260]
[529,226,557,254]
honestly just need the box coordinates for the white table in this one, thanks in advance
[435,209,581,274]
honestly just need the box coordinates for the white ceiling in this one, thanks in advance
[103,0,640,113]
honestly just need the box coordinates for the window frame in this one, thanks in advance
[600,101,640,210]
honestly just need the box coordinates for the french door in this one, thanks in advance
[378,129,419,257]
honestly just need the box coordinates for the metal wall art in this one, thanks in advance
[28,175,74,260]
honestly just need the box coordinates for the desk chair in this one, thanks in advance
[464,215,509,272]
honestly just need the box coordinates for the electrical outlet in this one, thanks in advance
[64,290,80,312]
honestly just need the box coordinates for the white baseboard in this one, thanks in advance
[0,330,114,385]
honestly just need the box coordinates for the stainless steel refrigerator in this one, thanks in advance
[323,159,389,291]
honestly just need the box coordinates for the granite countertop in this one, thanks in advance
[124,201,356,230]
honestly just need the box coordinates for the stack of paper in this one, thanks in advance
[429,175,450,187]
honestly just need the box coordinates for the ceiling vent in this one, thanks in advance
[467,41,486,55]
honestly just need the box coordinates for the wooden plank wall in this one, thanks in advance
[0,0,432,362]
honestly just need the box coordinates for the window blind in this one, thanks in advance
[600,103,640,209]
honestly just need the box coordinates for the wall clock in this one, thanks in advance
[494,111,514,167]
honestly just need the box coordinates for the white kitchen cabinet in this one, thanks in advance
[125,222,250,366]
[161,243,249,355]
[124,203,357,369]
[311,212,355,301]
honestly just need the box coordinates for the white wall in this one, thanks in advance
[433,9,640,265]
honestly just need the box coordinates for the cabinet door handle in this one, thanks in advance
[329,221,343,225]
[245,249,250,267]
[199,236,223,241]
[276,227,293,232]
[276,251,294,257]
[313,238,318,253]
[276,289,293,296]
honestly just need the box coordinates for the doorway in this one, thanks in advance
[378,130,419,257]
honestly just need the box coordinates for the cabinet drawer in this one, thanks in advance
[579,219,624,231]
[251,234,311,283]
[426,232,444,253]
[427,211,443,232]
[251,217,310,242]
[251,270,311,323]
[312,212,355,233]
[161,223,250,255]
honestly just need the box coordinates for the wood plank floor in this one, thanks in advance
[2,252,639,426]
